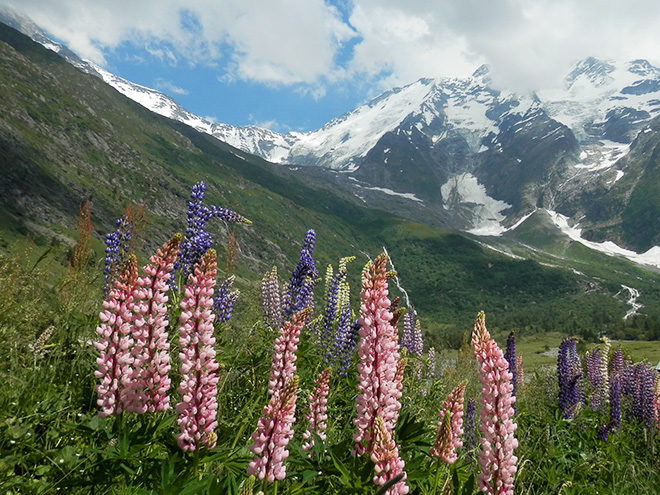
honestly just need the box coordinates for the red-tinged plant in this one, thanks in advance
[471,312,518,495]
[122,234,181,414]
[175,249,220,451]
[430,380,467,464]
[94,255,138,418]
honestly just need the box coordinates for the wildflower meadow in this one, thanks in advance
[1,181,660,494]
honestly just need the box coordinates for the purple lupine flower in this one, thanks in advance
[261,266,282,330]
[283,230,318,319]
[623,362,657,427]
[122,235,181,414]
[320,269,346,362]
[213,275,239,324]
[610,348,626,377]
[463,397,477,457]
[175,250,220,451]
[103,216,132,295]
[401,309,415,355]
[331,309,360,377]
[557,337,583,419]
[585,346,609,413]
[609,373,622,430]
[174,181,250,285]
[504,331,517,410]
[94,255,138,417]
[412,319,423,358]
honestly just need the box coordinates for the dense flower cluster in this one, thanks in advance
[122,235,180,414]
[353,254,405,457]
[174,181,251,285]
[585,339,610,413]
[103,216,132,295]
[471,312,518,495]
[371,416,409,494]
[621,361,657,427]
[430,380,466,464]
[557,337,583,419]
[95,256,138,417]
[268,309,311,396]
[247,376,300,482]
[175,250,220,451]
[213,275,239,324]
[302,367,331,451]
[463,397,477,456]
[504,332,517,407]
[320,268,346,360]
[283,230,318,318]
[261,266,282,330]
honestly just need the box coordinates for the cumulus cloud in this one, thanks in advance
[2,0,660,94]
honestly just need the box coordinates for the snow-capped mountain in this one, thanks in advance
[4,6,660,267]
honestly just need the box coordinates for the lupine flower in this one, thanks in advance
[609,372,621,428]
[353,254,404,457]
[122,235,180,414]
[622,362,657,427]
[336,256,355,316]
[174,181,251,285]
[302,367,331,451]
[283,230,318,319]
[103,216,132,295]
[463,397,477,456]
[557,337,583,419]
[268,309,311,397]
[412,319,423,358]
[401,309,415,355]
[610,348,626,376]
[175,250,220,451]
[371,416,409,494]
[331,311,360,377]
[320,269,346,361]
[430,410,456,464]
[471,312,518,495]
[247,376,300,482]
[261,266,282,330]
[426,347,437,379]
[430,381,467,464]
[94,255,138,417]
[586,346,609,413]
[213,275,240,323]
[653,378,660,432]
[504,332,517,408]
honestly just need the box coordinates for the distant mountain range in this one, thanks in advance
[3,6,660,271]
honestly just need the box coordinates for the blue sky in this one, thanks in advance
[3,0,660,133]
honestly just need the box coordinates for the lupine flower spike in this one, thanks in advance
[353,254,405,454]
[471,312,518,495]
[94,255,138,417]
[268,308,312,396]
[283,229,318,318]
[247,376,300,482]
[431,380,467,464]
[557,337,583,419]
[261,266,282,330]
[123,234,181,414]
[302,367,332,452]
[371,416,409,494]
[175,250,220,451]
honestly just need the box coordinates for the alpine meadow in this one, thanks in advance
[4,14,660,495]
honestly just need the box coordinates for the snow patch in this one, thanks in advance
[441,173,511,235]
[547,210,660,269]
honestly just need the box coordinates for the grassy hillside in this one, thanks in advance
[2,21,660,345]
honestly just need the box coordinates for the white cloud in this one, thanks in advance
[154,78,188,95]
[2,0,660,95]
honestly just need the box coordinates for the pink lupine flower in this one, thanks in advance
[430,410,456,464]
[268,308,311,397]
[431,380,467,463]
[353,253,405,459]
[302,367,331,451]
[175,250,220,451]
[471,312,518,495]
[122,234,181,414]
[94,256,138,417]
[247,376,299,482]
[371,416,409,494]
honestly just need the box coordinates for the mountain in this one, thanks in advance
[4,18,660,344]
[4,6,660,263]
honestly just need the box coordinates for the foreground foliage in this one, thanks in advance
[1,196,660,495]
